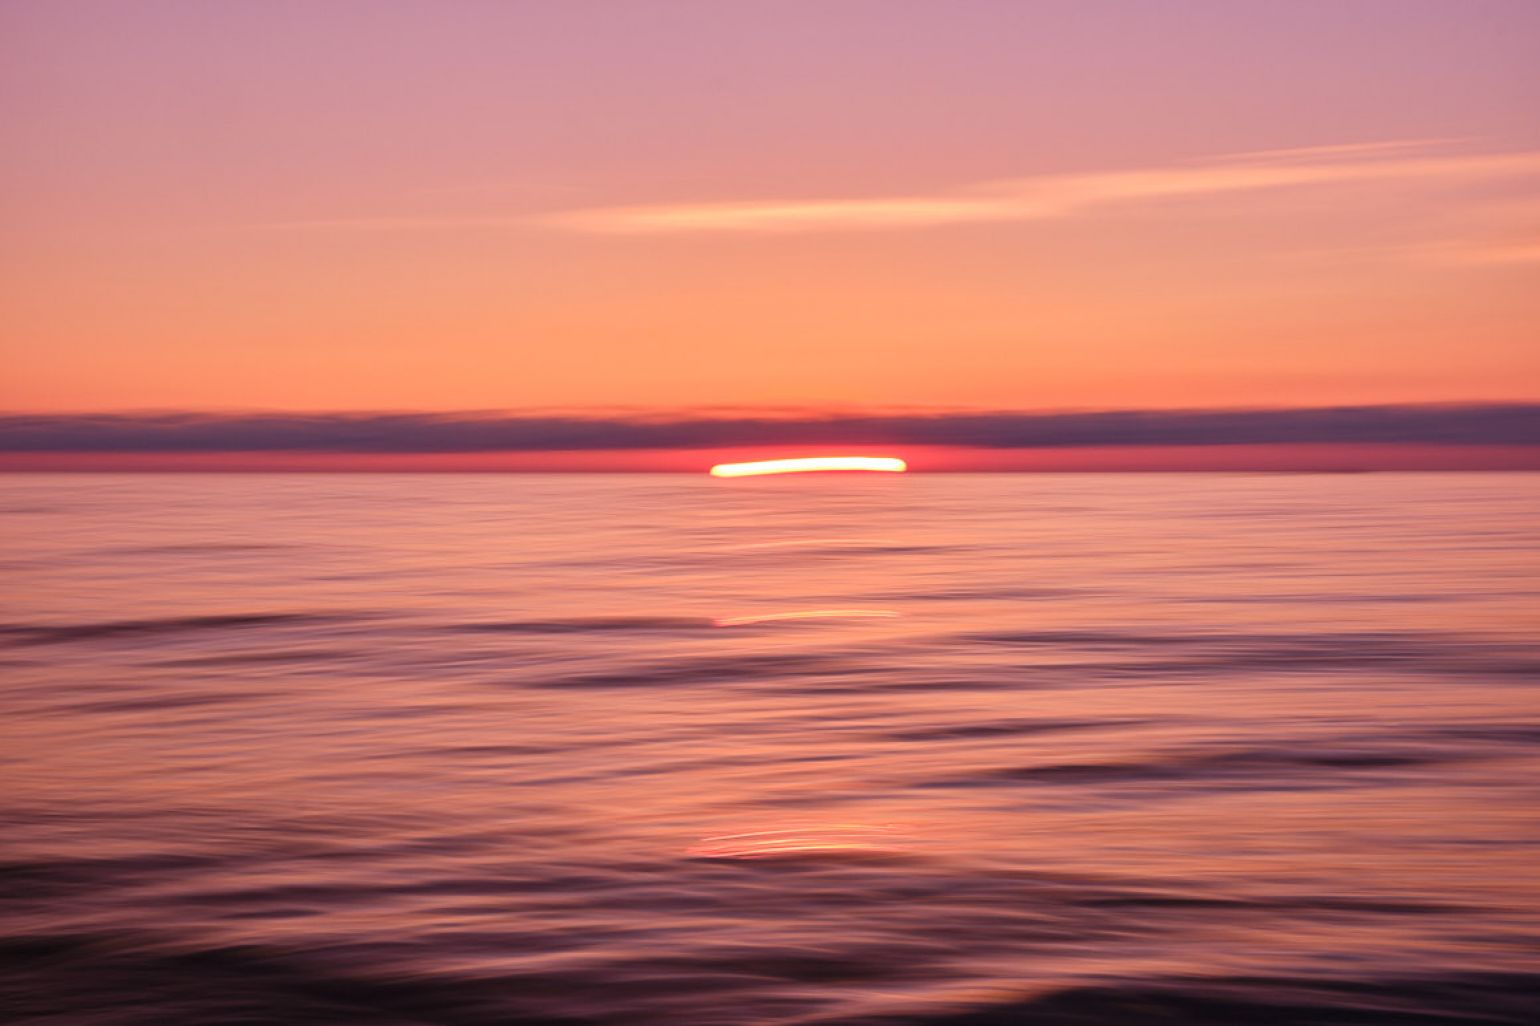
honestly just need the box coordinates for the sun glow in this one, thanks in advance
[709,456,907,477]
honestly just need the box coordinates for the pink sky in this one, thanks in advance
[1,1,1536,469]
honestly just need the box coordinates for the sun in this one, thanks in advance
[709,456,907,477]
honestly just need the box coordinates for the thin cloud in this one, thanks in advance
[1408,238,1540,265]
[1218,138,1472,162]
[545,143,1540,235]
[1395,194,1540,264]
[1454,241,1540,264]
[2,405,1535,453]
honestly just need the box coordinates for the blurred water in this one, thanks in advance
[2,472,1538,1025]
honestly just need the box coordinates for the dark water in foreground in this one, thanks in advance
[3,473,1538,1026]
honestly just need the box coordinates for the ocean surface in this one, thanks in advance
[3,472,1538,1026]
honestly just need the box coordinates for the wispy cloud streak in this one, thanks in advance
[545,143,1540,234]
[2,405,1535,453]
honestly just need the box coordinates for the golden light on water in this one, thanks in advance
[686,825,905,860]
[713,609,900,627]
[709,456,908,477]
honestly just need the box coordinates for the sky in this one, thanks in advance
[1,1,1537,468]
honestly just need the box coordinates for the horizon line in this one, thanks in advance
[1,402,1536,457]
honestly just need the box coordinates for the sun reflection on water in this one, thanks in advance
[713,609,900,627]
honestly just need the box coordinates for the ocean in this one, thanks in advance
[3,472,1538,1025]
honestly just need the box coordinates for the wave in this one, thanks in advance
[455,616,711,634]
[963,628,1540,678]
[918,735,1487,792]
[881,717,1150,742]
[61,692,285,714]
[0,613,339,646]
[4,933,1537,1025]
[526,651,885,690]
[910,972,1540,1025]
[0,934,584,1026]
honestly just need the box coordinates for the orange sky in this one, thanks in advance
[2,2,1537,426]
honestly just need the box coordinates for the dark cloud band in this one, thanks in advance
[0,404,1535,453]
